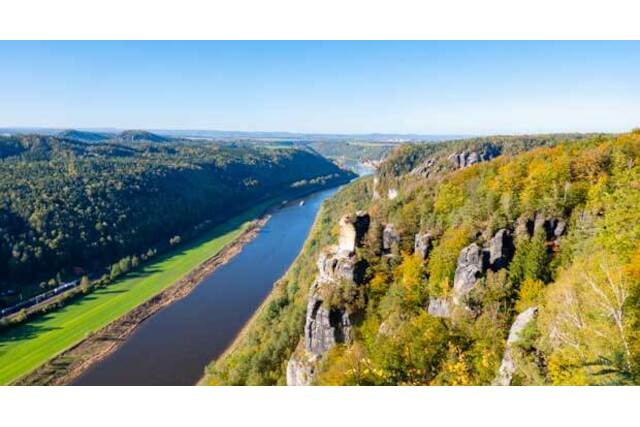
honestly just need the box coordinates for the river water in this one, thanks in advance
[73,187,338,386]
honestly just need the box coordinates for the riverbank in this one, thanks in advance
[0,196,282,385]
[14,215,271,386]
[196,207,325,385]
[0,180,351,385]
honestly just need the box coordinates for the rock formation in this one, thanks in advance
[517,213,567,241]
[414,232,433,260]
[287,212,370,385]
[304,278,355,355]
[337,212,370,255]
[488,229,514,270]
[452,228,514,306]
[383,224,400,255]
[452,243,486,305]
[372,176,381,200]
[493,307,538,386]
[427,297,451,318]
[286,346,318,386]
[410,158,436,178]
[448,143,501,169]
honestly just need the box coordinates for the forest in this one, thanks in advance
[0,134,354,305]
[205,130,640,385]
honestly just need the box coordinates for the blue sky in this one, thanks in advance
[0,41,638,134]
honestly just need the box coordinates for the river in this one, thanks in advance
[73,187,338,385]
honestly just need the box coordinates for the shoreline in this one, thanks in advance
[13,214,272,386]
[197,187,335,386]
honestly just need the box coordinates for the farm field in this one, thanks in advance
[0,202,269,385]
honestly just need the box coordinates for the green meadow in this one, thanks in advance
[0,202,269,385]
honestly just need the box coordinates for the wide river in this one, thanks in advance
[73,187,339,385]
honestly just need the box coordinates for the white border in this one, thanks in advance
[0,0,639,39]
[1,386,639,426]
[2,2,640,426]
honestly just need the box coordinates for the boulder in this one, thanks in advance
[383,224,401,255]
[493,307,538,386]
[414,232,433,260]
[488,229,514,270]
[452,243,486,305]
[427,297,451,318]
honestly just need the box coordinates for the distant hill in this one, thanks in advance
[118,130,171,143]
[58,129,112,143]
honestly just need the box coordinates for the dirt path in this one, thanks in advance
[14,215,271,386]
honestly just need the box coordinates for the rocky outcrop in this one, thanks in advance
[410,144,501,178]
[517,213,567,241]
[287,212,370,385]
[493,307,538,386]
[452,243,486,305]
[317,247,358,284]
[414,232,433,260]
[410,158,436,178]
[372,176,381,200]
[383,224,400,255]
[427,298,451,318]
[448,143,501,169]
[286,344,318,386]
[452,228,514,306]
[338,212,370,255]
[488,229,514,270]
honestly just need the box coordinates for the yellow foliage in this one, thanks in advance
[434,181,465,215]
[515,278,545,313]
[393,252,428,308]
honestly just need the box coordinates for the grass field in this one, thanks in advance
[0,202,270,385]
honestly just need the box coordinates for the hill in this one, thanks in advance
[117,130,172,143]
[204,130,640,386]
[57,129,113,143]
[0,135,355,304]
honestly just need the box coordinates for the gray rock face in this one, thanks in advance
[452,243,486,304]
[448,143,501,169]
[286,349,318,386]
[383,224,400,255]
[494,307,538,386]
[488,229,514,270]
[316,249,357,284]
[304,293,353,355]
[410,158,436,178]
[288,211,370,385]
[530,214,567,241]
[414,232,433,260]
[553,219,566,238]
[428,297,451,318]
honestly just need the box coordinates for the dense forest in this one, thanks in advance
[205,130,640,385]
[0,134,354,304]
